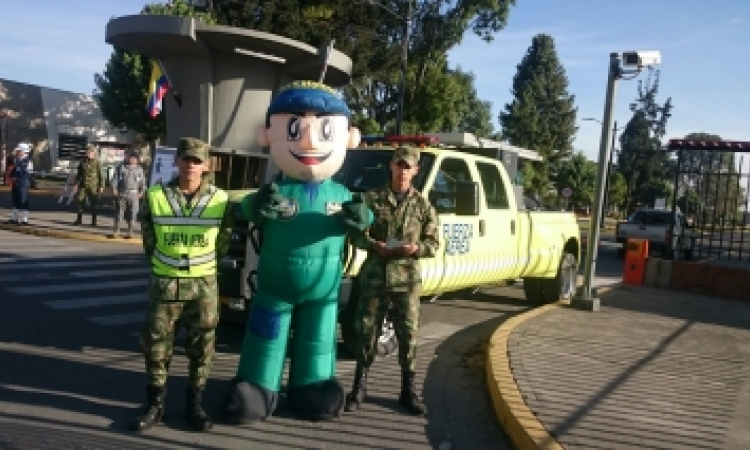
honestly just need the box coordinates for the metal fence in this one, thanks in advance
[668,139,750,262]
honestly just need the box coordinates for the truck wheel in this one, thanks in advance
[524,252,578,303]
[522,278,543,303]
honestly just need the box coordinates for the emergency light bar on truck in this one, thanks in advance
[359,135,440,147]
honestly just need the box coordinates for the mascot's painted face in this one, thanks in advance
[257,81,361,182]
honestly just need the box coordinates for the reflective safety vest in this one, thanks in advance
[147,184,229,278]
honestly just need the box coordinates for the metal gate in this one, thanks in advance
[668,139,750,261]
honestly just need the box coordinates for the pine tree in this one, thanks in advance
[499,33,577,198]
[617,68,673,213]
[93,1,215,142]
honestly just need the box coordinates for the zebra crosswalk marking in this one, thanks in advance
[89,312,145,326]
[0,259,145,272]
[9,279,148,295]
[45,294,145,310]
[69,268,150,278]
[0,247,86,253]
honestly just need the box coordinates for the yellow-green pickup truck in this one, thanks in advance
[217,142,580,355]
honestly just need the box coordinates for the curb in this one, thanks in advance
[0,223,142,245]
[0,187,63,196]
[485,284,622,450]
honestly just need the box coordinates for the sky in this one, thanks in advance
[0,0,748,162]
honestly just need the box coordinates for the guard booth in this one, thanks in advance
[208,147,271,191]
[146,145,271,190]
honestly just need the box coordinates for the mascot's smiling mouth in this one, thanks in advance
[289,149,332,166]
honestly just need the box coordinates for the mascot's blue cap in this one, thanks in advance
[266,80,351,124]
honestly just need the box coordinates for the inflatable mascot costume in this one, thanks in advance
[220,80,373,423]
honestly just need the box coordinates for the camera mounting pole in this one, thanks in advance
[574,49,661,311]
[574,52,623,311]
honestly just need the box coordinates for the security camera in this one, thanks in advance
[621,50,661,68]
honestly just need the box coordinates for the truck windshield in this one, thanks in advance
[332,149,435,193]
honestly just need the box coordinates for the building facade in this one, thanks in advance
[0,77,135,178]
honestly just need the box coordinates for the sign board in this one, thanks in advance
[561,187,573,198]
[148,146,178,187]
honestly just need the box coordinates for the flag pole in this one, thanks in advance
[318,39,335,83]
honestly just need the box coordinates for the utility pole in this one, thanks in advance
[395,0,412,135]
[0,111,7,185]
[601,120,618,225]
[573,53,622,312]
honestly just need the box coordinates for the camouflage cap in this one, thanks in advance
[177,137,209,162]
[392,146,420,167]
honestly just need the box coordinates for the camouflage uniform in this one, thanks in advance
[133,137,233,433]
[74,147,105,225]
[344,146,439,416]
[140,180,232,388]
[351,181,440,371]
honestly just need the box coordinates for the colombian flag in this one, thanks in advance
[145,60,171,118]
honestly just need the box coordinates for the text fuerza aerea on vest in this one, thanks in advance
[163,232,210,247]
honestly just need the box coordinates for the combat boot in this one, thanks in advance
[91,212,97,227]
[132,384,167,432]
[73,212,82,226]
[344,364,368,412]
[398,371,427,415]
[185,385,213,432]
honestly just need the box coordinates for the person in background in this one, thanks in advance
[112,151,146,239]
[6,143,33,225]
[74,145,105,226]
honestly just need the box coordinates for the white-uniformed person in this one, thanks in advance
[111,150,146,238]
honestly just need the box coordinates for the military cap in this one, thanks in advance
[86,144,98,152]
[392,146,420,167]
[177,137,210,162]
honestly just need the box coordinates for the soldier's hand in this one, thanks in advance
[113,190,118,197]
[397,243,419,256]
[373,241,393,257]
[99,187,104,194]
[341,194,372,231]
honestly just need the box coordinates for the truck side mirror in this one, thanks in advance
[453,181,480,216]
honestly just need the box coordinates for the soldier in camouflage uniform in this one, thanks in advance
[132,137,233,433]
[73,145,105,226]
[345,146,440,415]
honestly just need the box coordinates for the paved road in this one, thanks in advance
[0,229,521,450]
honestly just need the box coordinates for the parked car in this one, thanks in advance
[616,208,694,259]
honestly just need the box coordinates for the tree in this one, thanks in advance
[554,152,596,209]
[607,169,627,209]
[93,1,216,142]
[617,68,673,214]
[213,0,514,133]
[498,33,577,197]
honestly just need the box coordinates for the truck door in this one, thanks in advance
[474,161,519,282]
[428,157,481,293]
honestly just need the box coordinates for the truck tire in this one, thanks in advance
[523,252,578,304]
[339,285,398,358]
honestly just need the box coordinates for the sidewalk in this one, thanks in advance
[487,285,750,449]
[0,207,142,245]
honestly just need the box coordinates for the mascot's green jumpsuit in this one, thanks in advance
[220,80,372,423]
